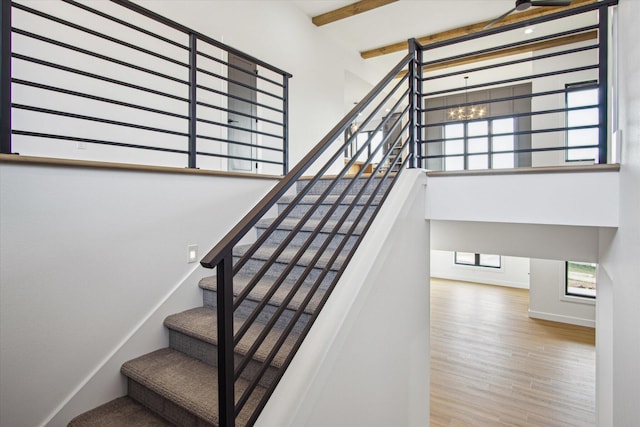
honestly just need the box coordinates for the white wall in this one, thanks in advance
[597,1,640,425]
[430,250,530,289]
[431,220,604,264]
[426,169,619,227]
[529,259,595,327]
[257,169,430,427]
[0,161,277,427]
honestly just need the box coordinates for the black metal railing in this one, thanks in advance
[199,44,420,426]
[1,0,291,175]
[416,0,618,171]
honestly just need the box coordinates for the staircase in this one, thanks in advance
[65,22,414,425]
[69,176,389,427]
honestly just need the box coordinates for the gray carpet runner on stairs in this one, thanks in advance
[68,177,387,427]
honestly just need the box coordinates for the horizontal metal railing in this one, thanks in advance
[417,0,618,171]
[200,45,419,426]
[1,0,291,175]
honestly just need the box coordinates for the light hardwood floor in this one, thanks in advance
[430,279,596,427]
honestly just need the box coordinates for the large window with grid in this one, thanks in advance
[566,81,599,162]
[444,118,515,171]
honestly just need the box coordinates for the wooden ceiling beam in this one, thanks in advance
[312,0,399,27]
[361,0,596,59]
[395,30,598,79]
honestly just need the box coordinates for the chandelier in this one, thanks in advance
[449,76,485,121]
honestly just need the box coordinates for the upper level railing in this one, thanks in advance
[0,0,291,175]
[416,0,618,172]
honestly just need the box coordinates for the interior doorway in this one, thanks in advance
[227,54,257,172]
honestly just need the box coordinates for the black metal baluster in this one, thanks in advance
[188,33,197,168]
[217,253,235,427]
[598,4,609,164]
[416,43,424,168]
[283,75,290,175]
[0,0,11,154]
[408,38,418,168]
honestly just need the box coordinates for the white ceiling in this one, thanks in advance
[292,0,519,54]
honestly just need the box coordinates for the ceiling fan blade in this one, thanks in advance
[530,0,572,6]
[483,6,518,29]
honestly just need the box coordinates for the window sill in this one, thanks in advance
[560,294,596,305]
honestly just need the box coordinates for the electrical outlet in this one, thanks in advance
[188,245,198,263]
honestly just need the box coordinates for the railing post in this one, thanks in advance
[283,74,289,175]
[217,253,235,427]
[416,44,423,169]
[0,0,11,154]
[597,4,609,164]
[188,33,197,168]
[407,38,418,169]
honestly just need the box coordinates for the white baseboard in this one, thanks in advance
[528,309,595,328]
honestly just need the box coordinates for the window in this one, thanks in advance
[566,82,599,162]
[565,261,597,298]
[444,118,515,171]
[455,252,501,268]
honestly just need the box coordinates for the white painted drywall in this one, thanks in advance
[596,1,640,425]
[257,169,430,427]
[0,163,277,427]
[431,220,604,264]
[430,250,530,289]
[425,170,619,227]
[528,259,595,327]
[595,227,615,426]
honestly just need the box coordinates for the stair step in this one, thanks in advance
[276,202,375,224]
[276,194,383,218]
[234,243,349,274]
[296,176,390,196]
[278,193,383,206]
[164,307,299,370]
[68,396,173,426]
[254,215,366,254]
[199,272,329,315]
[256,216,369,236]
[122,348,265,427]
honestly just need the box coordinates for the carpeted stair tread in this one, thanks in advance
[164,307,299,368]
[121,348,264,427]
[277,193,383,206]
[199,274,327,314]
[67,396,173,427]
[234,243,348,271]
[255,216,368,235]
[296,176,391,195]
